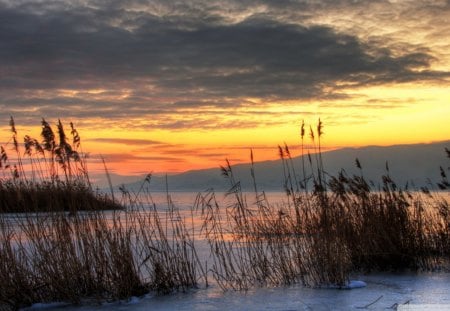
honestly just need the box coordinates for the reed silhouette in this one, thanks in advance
[0,117,121,213]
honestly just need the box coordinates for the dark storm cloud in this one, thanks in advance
[0,0,448,121]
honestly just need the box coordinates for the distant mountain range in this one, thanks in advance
[105,141,449,192]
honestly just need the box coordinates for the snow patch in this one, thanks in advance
[346,280,367,289]
[321,280,367,290]
[127,296,141,304]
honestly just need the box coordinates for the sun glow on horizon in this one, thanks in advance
[1,0,449,182]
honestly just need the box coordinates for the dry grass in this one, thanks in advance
[195,120,450,290]
[0,180,122,213]
[0,117,449,309]
[0,182,204,309]
[0,118,119,213]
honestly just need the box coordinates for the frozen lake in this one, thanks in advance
[13,192,450,310]
[24,273,450,310]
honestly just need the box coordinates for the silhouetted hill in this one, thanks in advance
[121,141,450,192]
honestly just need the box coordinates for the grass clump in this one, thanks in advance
[0,117,121,213]
[0,180,121,213]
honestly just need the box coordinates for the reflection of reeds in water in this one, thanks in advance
[1,118,449,309]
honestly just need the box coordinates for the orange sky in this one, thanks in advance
[0,0,449,183]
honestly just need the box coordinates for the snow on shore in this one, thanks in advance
[18,273,450,311]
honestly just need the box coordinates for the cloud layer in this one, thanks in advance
[1,0,449,127]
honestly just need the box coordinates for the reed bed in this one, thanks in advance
[0,184,204,310]
[196,120,450,290]
[0,118,449,309]
[0,119,204,309]
[0,117,120,213]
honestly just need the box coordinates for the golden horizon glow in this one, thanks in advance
[2,80,448,177]
[0,1,449,181]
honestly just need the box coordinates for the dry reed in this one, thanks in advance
[1,117,448,310]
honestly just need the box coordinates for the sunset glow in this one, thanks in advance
[0,0,449,181]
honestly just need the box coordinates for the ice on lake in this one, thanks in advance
[22,272,450,311]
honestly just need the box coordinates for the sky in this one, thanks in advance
[0,0,449,178]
